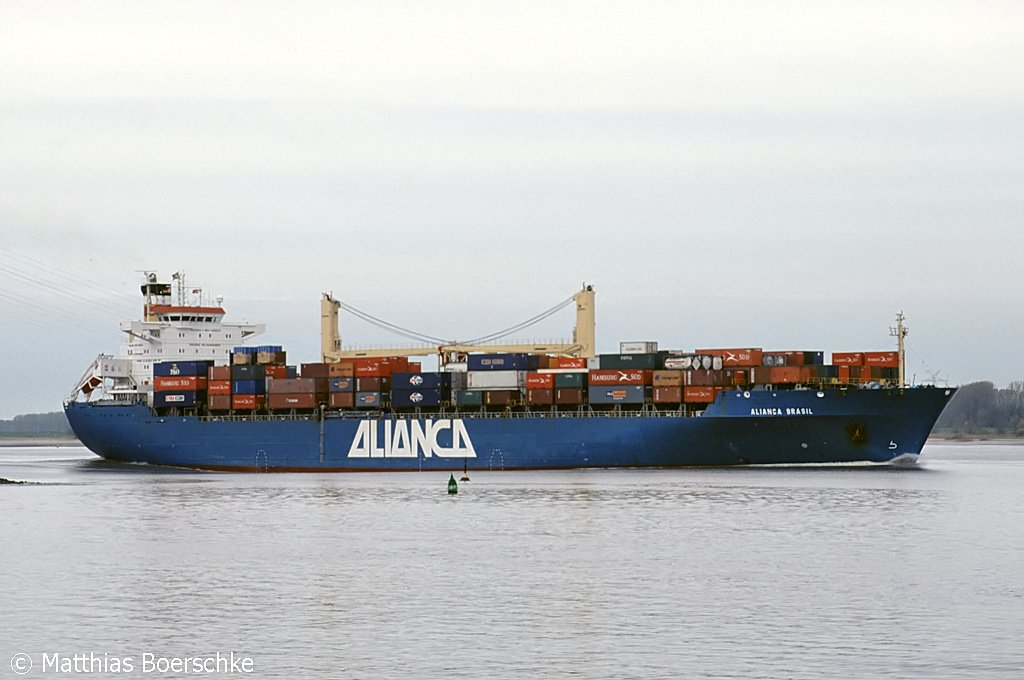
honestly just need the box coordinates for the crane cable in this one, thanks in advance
[459,295,575,344]
[336,293,576,347]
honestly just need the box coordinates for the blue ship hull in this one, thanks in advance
[64,387,956,471]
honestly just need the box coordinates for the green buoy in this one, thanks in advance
[448,473,458,495]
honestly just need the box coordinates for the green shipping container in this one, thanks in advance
[554,372,586,388]
[455,389,485,406]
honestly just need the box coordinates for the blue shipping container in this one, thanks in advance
[391,372,450,390]
[356,392,384,407]
[153,391,199,408]
[392,389,444,408]
[466,353,539,371]
[232,380,266,395]
[231,364,265,380]
[329,377,355,392]
[153,361,212,377]
[588,385,645,405]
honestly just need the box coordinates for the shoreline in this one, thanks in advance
[0,437,81,447]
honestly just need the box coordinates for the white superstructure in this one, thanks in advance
[68,272,264,403]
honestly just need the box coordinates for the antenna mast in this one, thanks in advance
[890,311,908,388]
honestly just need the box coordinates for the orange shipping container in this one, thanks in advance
[527,389,554,405]
[231,394,265,410]
[588,369,650,386]
[555,388,584,404]
[770,366,802,384]
[208,394,231,411]
[653,387,682,403]
[329,392,354,409]
[864,351,899,368]
[838,365,851,381]
[328,362,355,377]
[208,380,232,395]
[683,386,716,403]
[208,365,231,380]
[526,373,555,389]
[154,376,207,392]
[348,356,411,377]
[269,393,318,410]
[652,370,683,387]
[831,352,865,366]
[263,364,288,379]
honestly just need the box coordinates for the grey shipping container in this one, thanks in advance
[598,353,661,370]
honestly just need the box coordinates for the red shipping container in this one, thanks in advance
[231,394,265,410]
[356,376,389,392]
[328,361,355,377]
[485,390,519,406]
[329,392,354,409]
[346,357,411,378]
[696,348,763,367]
[838,365,851,381]
[155,376,207,392]
[653,387,682,404]
[208,365,231,380]
[685,369,713,386]
[408,362,422,372]
[301,363,331,378]
[864,351,899,368]
[527,388,554,405]
[831,352,865,366]
[269,393,318,410]
[588,369,649,385]
[555,388,584,405]
[208,380,231,395]
[208,395,231,410]
[770,366,802,384]
[554,357,587,369]
[732,370,747,386]
[526,372,555,389]
[683,386,716,403]
[268,378,318,394]
[263,364,288,379]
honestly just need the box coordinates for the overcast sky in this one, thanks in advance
[1,1,1022,418]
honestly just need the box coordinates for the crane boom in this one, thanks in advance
[321,286,596,364]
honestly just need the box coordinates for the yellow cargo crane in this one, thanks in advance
[321,285,596,365]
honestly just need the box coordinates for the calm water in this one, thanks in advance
[2,442,1022,679]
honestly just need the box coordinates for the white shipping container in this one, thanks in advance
[587,356,601,370]
[620,341,658,354]
[444,362,468,373]
[467,370,525,390]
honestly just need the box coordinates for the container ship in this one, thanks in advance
[64,273,956,471]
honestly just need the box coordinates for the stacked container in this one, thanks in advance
[153,360,212,408]
[391,371,451,409]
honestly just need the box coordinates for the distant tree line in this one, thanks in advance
[0,411,73,436]
[934,381,1024,437]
